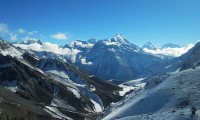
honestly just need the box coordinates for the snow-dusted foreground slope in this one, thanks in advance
[102,67,200,120]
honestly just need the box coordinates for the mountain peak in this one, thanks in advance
[0,37,6,43]
[88,38,98,44]
[111,34,130,44]
[17,38,43,45]
[142,41,156,50]
[114,33,124,39]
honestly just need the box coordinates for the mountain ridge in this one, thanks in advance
[13,34,175,81]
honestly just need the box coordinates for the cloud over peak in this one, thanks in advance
[143,44,194,57]
[50,32,67,40]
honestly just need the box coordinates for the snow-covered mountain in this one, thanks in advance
[111,34,130,44]
[73,37,168,81]
[102,65,200,120]
[0,38,124,120]
[14,38,43,45]
[62,34,172,81]
[13,35,168,81]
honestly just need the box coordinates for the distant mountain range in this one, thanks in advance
[14,34,162,81]
[13,34,193,81]
[142,42,181,50]
[1,34,200,120]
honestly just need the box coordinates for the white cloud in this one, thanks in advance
[50,33,67,40]
[15,43,42,51]
[14,42,80,62]
[0,23,9,35]
[41,42,80,55]
[43,42,60,52]
[143,44,194,57]
[42,43,80,62]
[18,28,26,34]
[0,23,43,41]
[28,43,43,51]
[10,34,18,41]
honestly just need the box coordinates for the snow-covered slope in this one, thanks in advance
[0,38,24,58]
[102,67,200,120]
[101,41,200,119]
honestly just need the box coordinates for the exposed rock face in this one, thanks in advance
[0,88,54,120]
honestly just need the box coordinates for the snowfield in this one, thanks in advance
[44,106,73,120]
[102,67,200,120]
[0,46,23,59]
[67,87,81,98]
[90,99,103,113]
[118,78,146,96]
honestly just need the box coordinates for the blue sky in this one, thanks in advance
[0,0,200,46]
